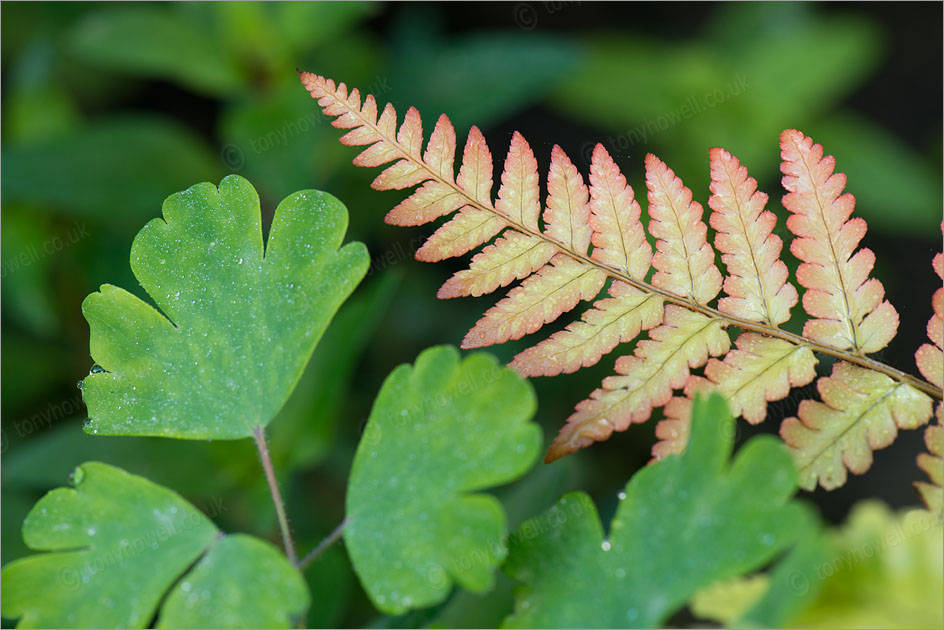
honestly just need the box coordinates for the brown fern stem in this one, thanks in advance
[322,85,943,402]
[554,250,941,401]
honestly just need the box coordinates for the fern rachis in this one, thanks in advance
[300,71,943,493]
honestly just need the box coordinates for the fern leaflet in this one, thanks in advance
[916,249,943,390]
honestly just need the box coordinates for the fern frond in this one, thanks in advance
[436,133,550,298]
[509,145,658,376]
[780,129,899,354]
[916,251,943,389]
[781,362,933,490]
[424,114,457,182]
[456,125,493,204]
[416,125,498,263]
[300,72,942,480]
[915,246,943,516]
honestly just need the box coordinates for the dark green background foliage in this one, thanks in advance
[1,2,941,627]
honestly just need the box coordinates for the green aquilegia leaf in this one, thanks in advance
[345,346,542,615]
[0,462,308,628]
[502,393,807,629]
[81,174,369,439]
[157,535,309,629]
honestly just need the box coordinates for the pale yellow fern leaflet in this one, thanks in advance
[915,250,943,389]
[780,129,899,354]
[701,336,817,425]
[463,254,606,348]
[509,281,662,377]
[438,232,556,299]
[651,396,694,462]
[300,73,941,486]
[708,147,797,326]
[646,154,722,304]
[915,407,942,517]
[587,144,651,278]
[781,362,932,490]
[549,305,729,461]
[652,335,818,460]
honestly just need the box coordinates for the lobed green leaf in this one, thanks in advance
[345,345,542,615]
[80,175,369,440]
[502,393,807,628]
[1,462,308,628]
[157,534,308,629]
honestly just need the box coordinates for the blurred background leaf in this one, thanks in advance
[790,502,943,629]
[691,502,943,629]
[69,6,247,96]
[3,117,222,226]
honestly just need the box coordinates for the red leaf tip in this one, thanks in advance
[591,142,612,164]
[644,153,663,170]
[708,146,728,161]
